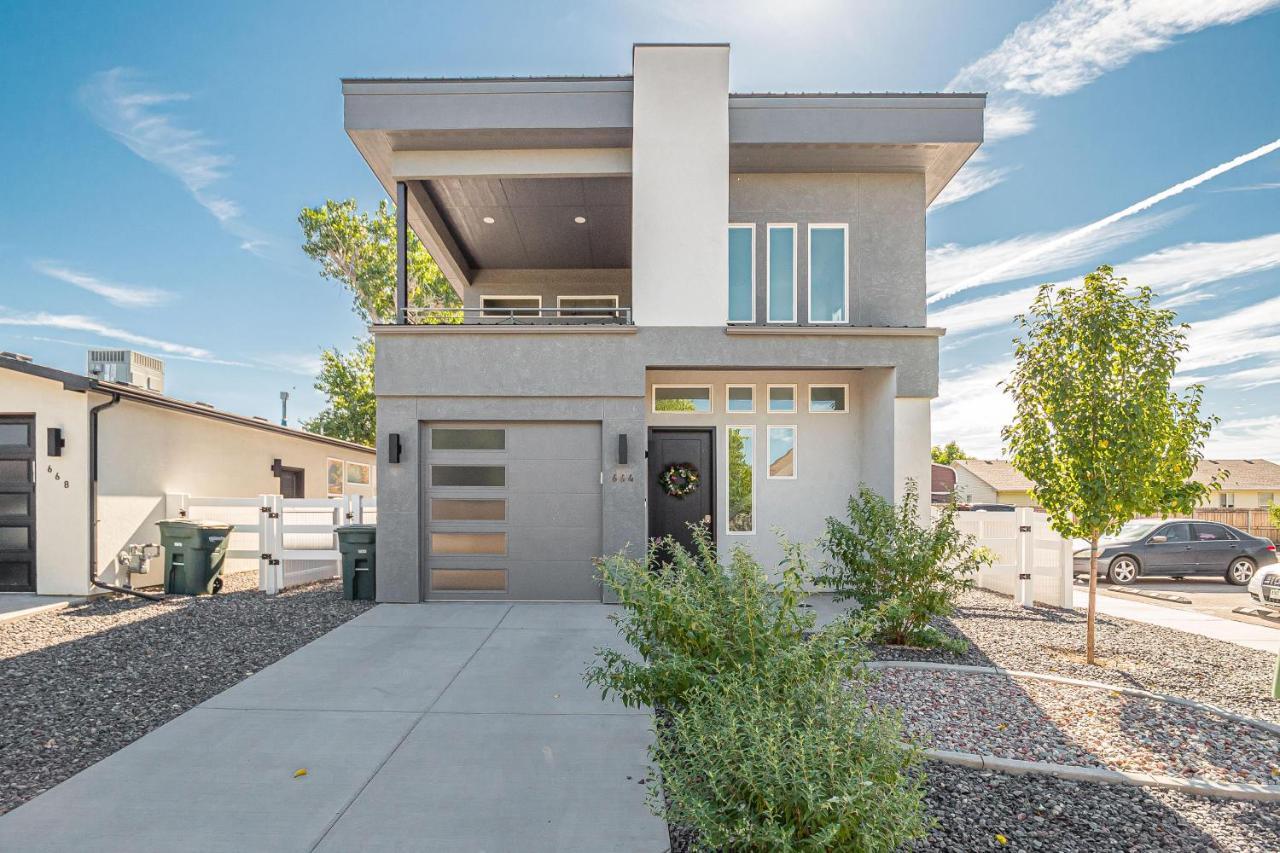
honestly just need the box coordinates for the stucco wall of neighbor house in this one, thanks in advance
[374,326,940,399]
[0,370,92,598]
[952,465,999,504]
[375,394,646,603]
[91,394,375,592]
[631,44,729,327]
[647,368,869,573]
[1200,490,1277,509]
[995,489,1039,508]
[463,268,633,313]
[729,172,926,327]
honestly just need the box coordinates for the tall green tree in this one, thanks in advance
[930,441,969,465]
[1002,265,1218,664]
[304,339,376,446]
[297,199,460,445]
[299,198,456,323]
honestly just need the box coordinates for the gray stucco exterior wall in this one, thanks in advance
[729,173,926,327]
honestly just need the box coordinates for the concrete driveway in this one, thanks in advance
[0,603,668,853]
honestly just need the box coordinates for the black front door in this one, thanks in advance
[648,428,714,557]
[0,415,36,592]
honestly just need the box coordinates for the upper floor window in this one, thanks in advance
[767,224,796,323]
[728,224,755,323]
[808,225,847,323]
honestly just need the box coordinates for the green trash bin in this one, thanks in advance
[336,524,377,601]
[156,519,234,595]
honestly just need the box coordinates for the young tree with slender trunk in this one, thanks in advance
[1002,266,1218,665]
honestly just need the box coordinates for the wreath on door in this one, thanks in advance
[659,462,701,498]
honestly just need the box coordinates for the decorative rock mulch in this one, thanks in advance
[867,667,1280,787]
[0,573,373,815]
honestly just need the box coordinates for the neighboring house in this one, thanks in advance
[951,457,1280,511]
[0,351,375,596]
[1197,459,1280,508]
[343,43,984,602]
[951,459,1037,507]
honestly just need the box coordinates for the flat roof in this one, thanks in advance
[0,356,374,454]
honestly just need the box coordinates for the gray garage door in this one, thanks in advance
[422,422,602,600]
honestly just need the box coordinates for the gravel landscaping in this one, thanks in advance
[665,587,1280,851]
[889,589,1280,852]
[868,667,1280,786]
[0,573,372,814]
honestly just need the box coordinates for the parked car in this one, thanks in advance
[958,503,1016,512]
[1247,563,1280,607]
[1072,519,1277,585]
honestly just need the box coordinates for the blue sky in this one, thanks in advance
[2,1,1278,456]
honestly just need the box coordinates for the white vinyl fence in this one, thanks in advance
[954,507,1075,608]
[165,493,375,594]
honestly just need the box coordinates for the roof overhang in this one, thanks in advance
[728,94,986,204]
[342,78,986,286]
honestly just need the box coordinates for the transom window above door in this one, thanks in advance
[808,384,848,413]
[653,385,713,414]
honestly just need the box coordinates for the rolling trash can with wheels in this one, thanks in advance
[336,524,377,601]
[156,519,234,595]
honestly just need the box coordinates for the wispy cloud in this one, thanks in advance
[926,209,1179,297]
[931,231,1280,338]
[929,138,1280,303]
[82,68,238,222]
[940,0,1280,205]
[1210,181,1280,192]
[31,260,172,308]
[0,308,212,359]
[931,151,1018,209]
[931,361,1015,457]
[952,0,1280,100]
[1203,415,1280,458]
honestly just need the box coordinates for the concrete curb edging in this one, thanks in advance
[866,661,1280,802]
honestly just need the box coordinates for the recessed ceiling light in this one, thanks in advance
[482,216,496,224]
[573,215,587,224]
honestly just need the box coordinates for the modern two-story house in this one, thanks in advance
[342,44,984,602]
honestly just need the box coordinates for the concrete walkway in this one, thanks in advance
[0,603,668,853]
[1075,588,1280,653]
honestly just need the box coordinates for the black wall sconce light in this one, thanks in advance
[617,433,628,465]
[388,432,402,464]
[47,427,65,457]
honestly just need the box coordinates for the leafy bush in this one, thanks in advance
[651,634,928,852]
[815,481,987,651]
[585,525,813,709]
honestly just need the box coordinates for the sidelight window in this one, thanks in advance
[727,426,755,534]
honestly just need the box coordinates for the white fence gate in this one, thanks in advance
[954,507,1075,609]
[165,493,376,594]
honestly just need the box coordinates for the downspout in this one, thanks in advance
[88,393,163,601]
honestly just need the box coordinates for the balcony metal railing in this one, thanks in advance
[404,307,634,326]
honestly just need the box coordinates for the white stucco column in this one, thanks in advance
[630,44,730,326]
[893,397,932,522]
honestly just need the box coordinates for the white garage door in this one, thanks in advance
[422,422,602,600]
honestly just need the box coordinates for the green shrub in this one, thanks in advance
[815,480,988,652]
[585,525,813,709]
[651,634,928,852]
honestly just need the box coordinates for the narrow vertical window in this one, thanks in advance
[767,224,796,323]
[767,426,797,479]
[808,225,848,323]
[728,224,755,323]
[727,426,755,534]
